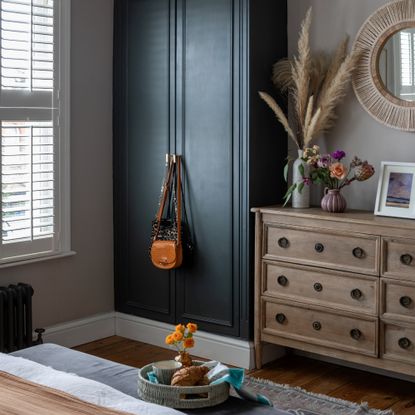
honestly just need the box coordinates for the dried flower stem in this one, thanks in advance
[259,7,361,151]
[258,91,299,148]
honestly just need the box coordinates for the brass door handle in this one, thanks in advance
[352,247,365,259]
[350,329,362,340]
[277,275,288,287]
[312,321,322,331]
[400,296,412,308]
[401,254,413,266]
[399,337,411,349]
[278,237,289,249]
[351,289,363,300]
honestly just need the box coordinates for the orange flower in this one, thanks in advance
[183,338,194,349]
[329,162,348,180]
[175,324,185,333]
[165,334,174,345]
[173,331,183,341]
[186,323,198,333]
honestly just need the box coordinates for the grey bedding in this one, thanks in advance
[12,344,290,415]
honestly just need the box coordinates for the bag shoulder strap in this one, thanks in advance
[153,158,175,240]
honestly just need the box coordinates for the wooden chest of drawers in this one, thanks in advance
[253,207,415,376]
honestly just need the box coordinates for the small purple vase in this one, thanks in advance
[321,189,347,213]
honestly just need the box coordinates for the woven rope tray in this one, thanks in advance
[137,361,229,409]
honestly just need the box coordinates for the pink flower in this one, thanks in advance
[330,162,348,180]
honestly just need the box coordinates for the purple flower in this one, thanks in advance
[317,155,331,168]
[331,150,346,161]
[303,177,312,186]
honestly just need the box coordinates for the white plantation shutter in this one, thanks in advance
[0,0,70,264]
[400,31,413,87]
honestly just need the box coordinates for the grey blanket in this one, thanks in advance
[12,344,290,415]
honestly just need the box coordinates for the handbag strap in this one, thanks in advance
[153,157,175,240]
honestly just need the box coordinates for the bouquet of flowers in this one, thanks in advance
[165,322,198,366]
[284,146,375,206]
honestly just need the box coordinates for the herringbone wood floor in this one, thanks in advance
[74,336,415,414]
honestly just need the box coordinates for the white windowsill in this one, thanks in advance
[0,250,77,269]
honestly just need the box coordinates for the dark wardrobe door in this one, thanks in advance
[114,0,176,322]
[114,0,286,337]
[175,0,240,336]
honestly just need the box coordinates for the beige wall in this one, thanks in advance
[288,0,415,210]
[0,0,114,328]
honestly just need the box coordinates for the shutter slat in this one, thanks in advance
[1,0,54,92]
[2,120,54,243]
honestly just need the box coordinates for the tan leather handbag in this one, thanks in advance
[150,155,183,269]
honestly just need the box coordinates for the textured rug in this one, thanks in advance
[241,376,394,415]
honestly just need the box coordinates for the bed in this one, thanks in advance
[9,343,290,415]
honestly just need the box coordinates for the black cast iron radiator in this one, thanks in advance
[0,283,44,353]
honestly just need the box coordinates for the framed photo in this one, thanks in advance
[374,162,415,219]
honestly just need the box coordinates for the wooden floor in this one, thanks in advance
[74,336,415,414]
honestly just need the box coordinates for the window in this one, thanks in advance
[398,29,415,100]
[0,0,70,265]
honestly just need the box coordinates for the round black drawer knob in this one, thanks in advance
[275,313,286,324]
[312,321,322,331]
[400,296,413,308]
[315,243,324,253]
[352,247,365,259]
[278,237,289,249]
[400,254,413,266]
[351,289,363,300]
[350,329,362,340]
[277,275,288,287]
[399,337,412,349]
[313,282,323,292]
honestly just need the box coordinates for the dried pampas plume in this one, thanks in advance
[259,7,361,149]
[258,91,297,145]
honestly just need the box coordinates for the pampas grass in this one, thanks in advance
[259,7,361,149]
[259,91,297,145]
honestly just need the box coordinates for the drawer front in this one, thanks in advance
[382,238,415,281]
[263,300,377,356]
[263,262,378,315]
[382,322,415,364]
[381,279,415,322]
[264,225,379,275]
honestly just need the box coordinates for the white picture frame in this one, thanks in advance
[374,161,415,219]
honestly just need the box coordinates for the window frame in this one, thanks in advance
[0,0,73,266]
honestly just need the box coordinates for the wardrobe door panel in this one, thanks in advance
[114,0,175,322]
[175,0,239,335]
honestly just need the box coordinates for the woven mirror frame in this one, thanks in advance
[353,0,415,131]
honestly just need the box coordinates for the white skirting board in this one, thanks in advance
[115,312,259,369]
[39,312,284,369]
[41,312,116,348]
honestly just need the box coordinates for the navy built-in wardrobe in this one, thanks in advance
[113,0,287,339]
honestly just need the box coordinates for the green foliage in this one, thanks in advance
[283,183,297,207]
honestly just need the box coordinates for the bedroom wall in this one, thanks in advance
[0,0,114,328]
[287,0,415,210]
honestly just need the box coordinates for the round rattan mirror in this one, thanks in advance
[353,0,415,131]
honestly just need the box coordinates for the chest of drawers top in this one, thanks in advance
[252,206,415,239]
[253,206,415,280]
